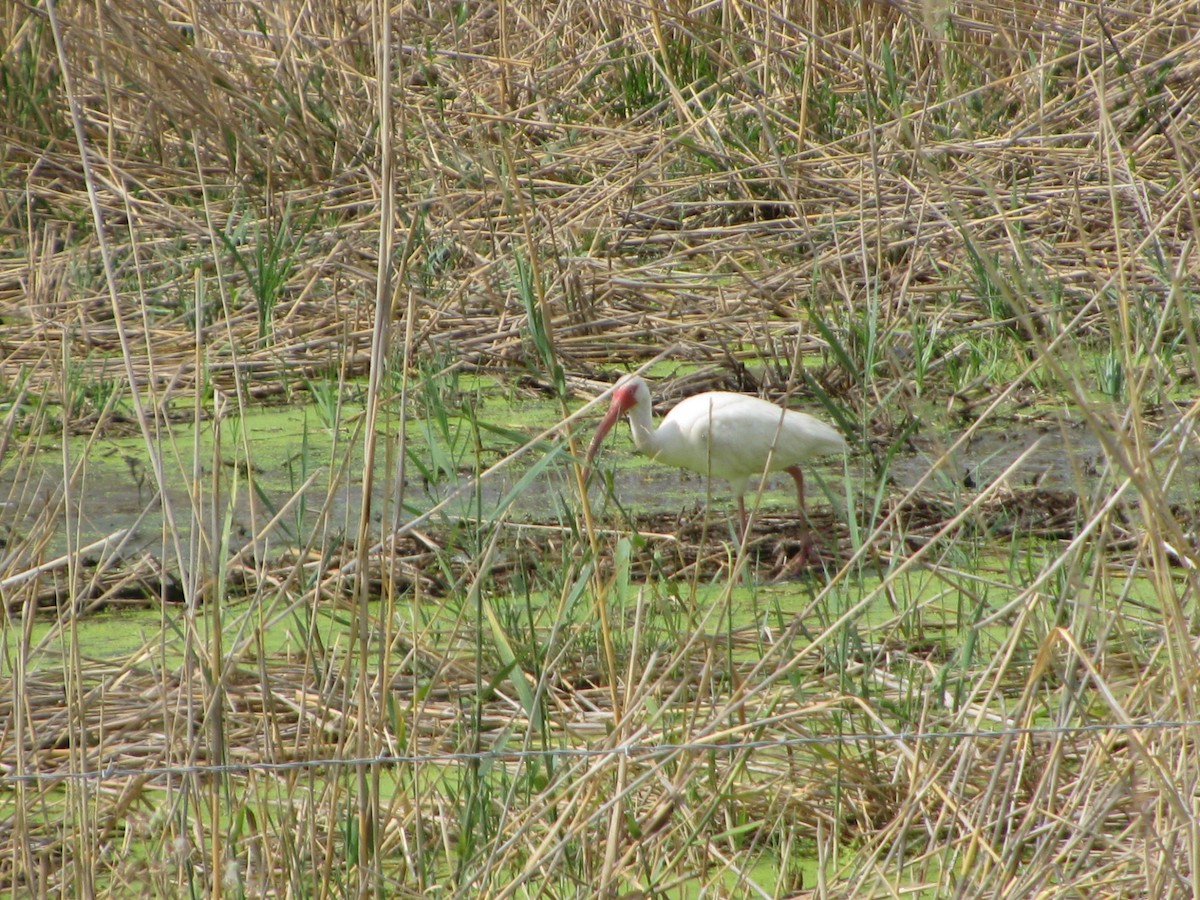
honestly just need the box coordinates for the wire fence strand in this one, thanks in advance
[5,716,1195,787]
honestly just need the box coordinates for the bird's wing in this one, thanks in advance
[667,392,845,475]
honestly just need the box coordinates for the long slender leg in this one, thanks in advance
[785,465,806,514]
[784,465,819,563]
[737,494,748,541]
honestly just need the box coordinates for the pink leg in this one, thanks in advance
[785,465,820,563]
[785,465,806,514]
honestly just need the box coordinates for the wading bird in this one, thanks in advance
[585,375,847,547]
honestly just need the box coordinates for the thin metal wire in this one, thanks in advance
[4,717,1195,786]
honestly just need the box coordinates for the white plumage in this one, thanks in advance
[586,375,847,534]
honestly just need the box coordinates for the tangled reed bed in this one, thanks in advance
[3,1,1198,406]
[3,486,1095,613]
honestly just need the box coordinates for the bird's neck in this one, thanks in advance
[626,403,660,455]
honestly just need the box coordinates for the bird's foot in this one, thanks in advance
[772,531,832,579]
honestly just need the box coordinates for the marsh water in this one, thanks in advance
[5,402,1195,567]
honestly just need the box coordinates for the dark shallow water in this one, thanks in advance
[4,413,1197,570]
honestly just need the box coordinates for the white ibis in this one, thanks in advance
[585,375,847,539]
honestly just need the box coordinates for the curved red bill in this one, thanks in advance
[582,386,636,480]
